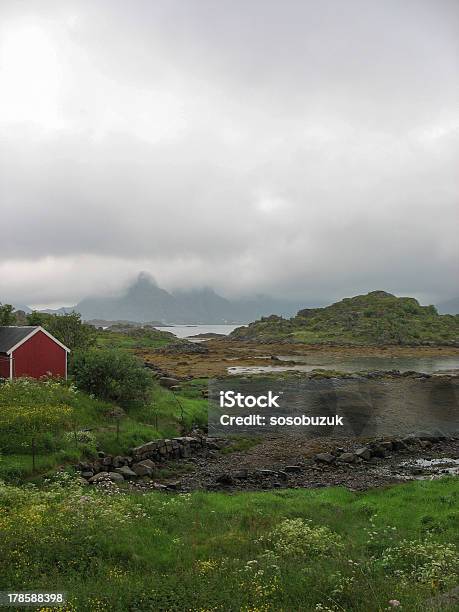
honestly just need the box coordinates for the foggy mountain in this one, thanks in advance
[74,273,303,324]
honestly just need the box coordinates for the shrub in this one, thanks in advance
[27,311,96,351]
[379,536,459,588]
[72,349,153,405]
[258,517,343,558]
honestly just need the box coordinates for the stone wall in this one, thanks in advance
[77,436,219,484]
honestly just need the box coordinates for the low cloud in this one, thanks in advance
[0,0,458,307]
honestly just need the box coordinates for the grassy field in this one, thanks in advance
[95,327,175,351]
[0,477,457,611]
[1,328,458,611]
[0,377,208,482]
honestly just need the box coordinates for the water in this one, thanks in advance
[209,375,459,438]
[396,458,459,478]
[154,324,243,339]
[229,355,459,375]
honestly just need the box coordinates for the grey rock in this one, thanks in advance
[81,471,94,479]
[88,471,124,484]
[132,441,159,457]
[256,469,278,476]
[355,447,372,461]
[159,377,181,388]
[233,469,249,479]
[88,471,110,483]
[370,444,386,458]
[165,481,180,490]
[115,466,137,479]
[338,452,356,463]
[132,461,154,477]
[314,452,335,464]
[216,473,234,485]
[112,455,126,468]
[284,465,302,473]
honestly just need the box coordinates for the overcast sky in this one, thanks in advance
[0,0,458,308]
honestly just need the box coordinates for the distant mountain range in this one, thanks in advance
[10,274,459,323]
[18,273,304,324]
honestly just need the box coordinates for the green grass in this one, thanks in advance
[0,378,208,482]
[0,477,457,611]
[95,327,174,350]
[219,436,262,454]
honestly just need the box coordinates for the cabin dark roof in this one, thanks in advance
[0,326,38,353]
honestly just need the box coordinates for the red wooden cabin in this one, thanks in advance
[0,326,70,380]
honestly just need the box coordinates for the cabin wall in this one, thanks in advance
[0,354,10,378]
[12,330,67,379]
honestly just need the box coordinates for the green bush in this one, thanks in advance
[72,349,153,405]
[27,311,96,351]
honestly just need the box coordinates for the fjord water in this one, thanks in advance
[157,324,241,338]
[229,355,459,375]
[209,375,459,438]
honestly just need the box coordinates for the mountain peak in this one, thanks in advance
[133,271,158,288]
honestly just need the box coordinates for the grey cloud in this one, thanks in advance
[0,0,458,307]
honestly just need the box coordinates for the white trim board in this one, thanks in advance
[6,326,70,355]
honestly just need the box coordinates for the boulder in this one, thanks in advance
[132,461,154,477]
[216,473,235,485]
[81,471,94,479]
[392,439,408,451]
[256,469,278,477]
[354,447,372,461]
[88,471,110,483]
[233,469,249,479]
[284,465,302,473]
[369,443,386,458]
[115,466,137,479]
[112,456,126,468]
[152,483,168,491]
[132,441,159,459]
[337,452,356,463]
[159,377,181,388]
[165,481,180,490]
[88,471,124,484]
[314,452,335,464]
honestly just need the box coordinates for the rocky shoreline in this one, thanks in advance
[76,432,459,493]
